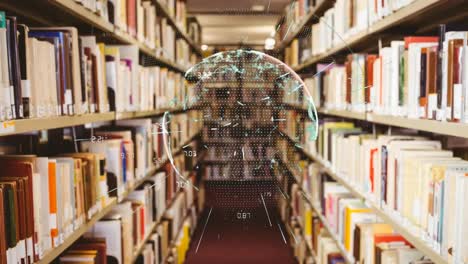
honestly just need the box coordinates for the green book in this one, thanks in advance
[0,11,6,28]
[1,184,17,248]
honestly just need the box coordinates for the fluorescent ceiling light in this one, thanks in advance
[264,37,275,50]
[251,5,265,11]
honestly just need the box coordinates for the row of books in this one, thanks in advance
[0,153,110,264]
[283,0,421,66]
[187,17,202,47]
[203,162,275,180]
[0,114,199,263]
[0,15,195,120]
[286,31,468,123]
[277,143,440,264]
[284,117,468,263]
[275,0,315,43]
[59,167,201,264]
[159,0,187,32]
[205,143,275,161]
[74,0,198,63]
[314,178,435,264]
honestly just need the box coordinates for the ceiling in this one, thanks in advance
[187,0,289,46]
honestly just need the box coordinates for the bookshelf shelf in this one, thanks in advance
[367,113,468,138]
[317,108,367,121]
[36,197,118,264]
[290,105,468,138]
[281,130,449,264]
[152,0,203,56]
[293,0,443,71]
[49,0,115,32]
[115,106,198,120]
[0,106,201,136]
[0,112,115,136]
[115,109,166,120]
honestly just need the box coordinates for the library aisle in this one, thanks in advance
[184,184,296,264]
[1,0,468,264]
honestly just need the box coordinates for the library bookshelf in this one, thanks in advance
[281,129,449,264]
[34,130,200,264]
[36,198,118,264]
[0,106,198,137]
[0,0,204,262]
[277,0,454,72]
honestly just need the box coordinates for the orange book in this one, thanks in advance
[48,160,58,247]
[366,55,377,103]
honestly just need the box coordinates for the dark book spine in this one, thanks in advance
[437,24,446,109]
[17,25,29,118]
[381,146,388,206]
[420,52,427,98]
[6,17,23,118]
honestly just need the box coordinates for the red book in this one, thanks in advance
[140,207,145,239]
[127,0,137,37]
[345,55,353,104]
[404,36,439,49]
[374,233,411,246]
[366,55,377,103]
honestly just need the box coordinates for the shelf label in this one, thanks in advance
[0,120,15,134]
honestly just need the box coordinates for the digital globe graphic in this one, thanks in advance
[161,49,319,253]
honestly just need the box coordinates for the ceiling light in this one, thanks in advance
[201,44,208,51]
[251,5,265,11]
[264,37,275,50]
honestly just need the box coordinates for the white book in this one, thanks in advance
[0,27,12,120]
[407,42,437,118]
[390,41,405,115]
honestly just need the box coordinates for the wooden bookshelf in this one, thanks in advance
[0,112,115,136]
[289,105,468,138]
[35,130,200,263]
[153,0,203,56]
[115,109,167,120]
[0,107,201,136]
[47,0,193,73]
[367,113,468,138]
[317,108,367,121]
[115,105,201,120]
[281,130,449,264]
[306,153,448,264]
[293,0,445,71]
[278,158,355,263]
[49,0,114,32]
[36,197,118,264]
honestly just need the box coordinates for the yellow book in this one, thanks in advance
[304,204,312,237]
[97,43,109,111]
[344,201,374,252]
